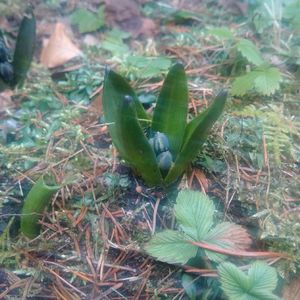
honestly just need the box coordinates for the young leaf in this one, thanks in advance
[127,56,172,78]
[165,90,227,186]
[174,190,215,240]
[231,66,281,96]
[236,39,264,66]
[218,261,280,300]
[70,6,105,33]
[21,175,60,238]
[151,63,188,159]
[12,6,36,87]
[208,27,234,40]
[144,230,198,264]
[253,67,281,96]
[116,95,163,186]
[103,69,150,155]
[231,71,257,96]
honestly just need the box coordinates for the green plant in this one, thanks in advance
[0,6,36,91]
[218,261,280,300]
[145,190,251,264]
[207,28,282,96]
[21,174,61,238]
[102,64,227,187]
[70,6,105,34]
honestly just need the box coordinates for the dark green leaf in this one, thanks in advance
[165,90,227,185]
[182,274,198,300]
[12,6,36,87]
[103,69,162,186]
[151,63,188,159]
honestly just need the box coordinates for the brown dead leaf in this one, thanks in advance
[104,0,157,37]
[40,23,82,69]
[216,223,252,250]
[190,169,209,193]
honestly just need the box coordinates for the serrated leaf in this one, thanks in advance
[218,261,280,300]
[208,27,234,40]
[231,72,257,96]
[231,67,281,96]
[253,67,281,96]
[145,230,198,264]
[218,262,250,299]
[174,190,215,240]
[236,39,264,66]
[248,262,278,296]
[70,7,105,33]
[203,223,251,263]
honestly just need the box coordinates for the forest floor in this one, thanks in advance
[0,0,299,299]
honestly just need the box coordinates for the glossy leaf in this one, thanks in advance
[103,69,150,155]
[151,63,188,158]
[116,95,163,186]
[165,90,227,185]
[12,6,36,87]
[21,175,60,238]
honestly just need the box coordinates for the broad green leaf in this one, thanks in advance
[103,69,162,186]
[70,7,105,33]
[219,262,280,300]
[253,67,281,96]
[231,72,257,96]
[12,6,36,87]
[144,230,198,264]
[236,39,264,66]
[248,262,278,297]
[151,63,188,159]
[208,27,234,40]
[231,67,281,96]
[218,262,251,299]
[165,90,227,185]
[101,29,129,56]
[126,56,172,78]
[174,190,215,240]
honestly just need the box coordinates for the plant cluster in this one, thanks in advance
[145,189,281,300]
[103,64,227,187]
